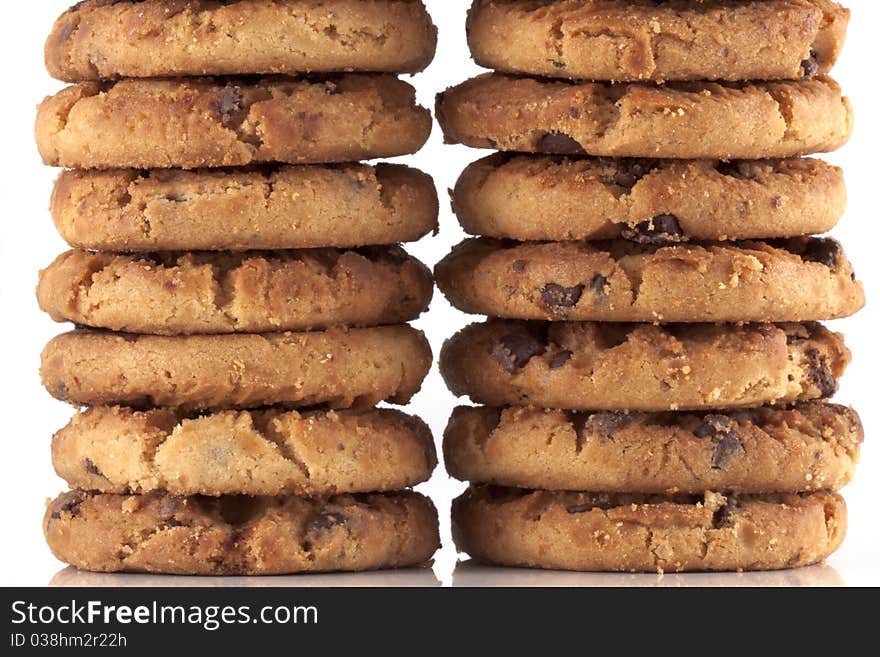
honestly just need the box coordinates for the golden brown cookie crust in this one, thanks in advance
[45,490,440,575]
[53,406,436,496]
[436,74,852,159]
[452,486,846,572]
[467,0,849,82]
[444,403,862,494]
[39,248,434,335]
[37,76,432,169]
[435,238,864,323]
[42,326,432,411]
[51,164,439,251]
[46,0,438,81]
[440,320,849,411]
[452,154,846,242]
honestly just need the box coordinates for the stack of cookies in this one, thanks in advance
[35,0,441,576]
[436,0,864,572]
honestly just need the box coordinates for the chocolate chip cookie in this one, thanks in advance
[42,326,432,410]
[53,406,436,496]
[452,154,846,242]
[452,486,846,572]
[51,164,439,251]
[46,490,440,574]
[440,320,849,411]
[46,0,438,81]
[467,0,849,82]
[37,76,432,169]
[39,248,433,334]
[436,74,852,159]
[435,237,863,323]
[444,403,862,494]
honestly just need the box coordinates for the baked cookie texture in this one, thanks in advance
[42,327,432,411]
[453,154,846,242]
[45,490,440,575]
[46,0,438,81]
[37,76,432,169]
[435,237,864,323]
[444,403,862,494]
[51,164,439,251]
[440,320,849,411]
[467,0,850,82]
[436,73,852,159]
[38,248,434,334]
[53,406,436,496]
[452,486,846,573]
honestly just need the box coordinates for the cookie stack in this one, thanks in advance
[36,0,441,575]
[436,0,864,572]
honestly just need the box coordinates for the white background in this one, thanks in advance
[0,1,877,587]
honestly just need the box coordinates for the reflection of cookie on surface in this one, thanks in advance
[42,327,432,411]
[453,486,846,573]
[51,164,439,251]
[54,406,437,496]
[444,403,862,494]
[45,490,440,575]
[38,76,432,169]
[39,248,434,334]
[440,320,850,411]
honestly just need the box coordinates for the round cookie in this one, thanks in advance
[444,403,862,494]
[51,164,439,251]
[46,0,438,81]
[436,73,852,159]
[452,154,846,242]
[38,247,434,335]
[452,486,846,572]
[440,320,849,411]
[37,76,432,169]
[45,490,439,575]
[42,326,432,411]
[467,0,850,82]
[435,237,864,323]
[53,406,436,496]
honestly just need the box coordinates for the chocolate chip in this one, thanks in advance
[50,494,84,520]
[801,53,819,78]
[695,415,743,469]
[589,274,608,299]
[567,498,615,514]
[541,283,585,315]
[799,238,840,269]
[548,350,573,369]
[490,329,546,373]
[308,512,348,533]
[158,495,184,521]
[53,383,70,401]
[620,214,685,245]
[83,458,103,477]
[538,132,586,154]
[215,85,245,126]
[612,160,655,188]
[583,411,633,440]
[806,349,837,398]
[715,161,753,180]
[712,497,738,529]
[511,259,527,273]
[551,60,566,70]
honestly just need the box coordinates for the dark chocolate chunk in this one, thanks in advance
[83,458,103,477]
[548,350,573,369]
[620,214,685,245]
[799,238,840,269]
[541,283,585,315]
[715,161,753,180]
[215,85,245,126]
[712,497,738,529]
[695,415,744,469]
[583,411,633,440]
[158,495,184,520]
[307,512,348,533]
[511,259,527,273]
[490,329,546,373]
[589,274,608,299]
[806,349,838,398]
[612,160,655,188]
[538,132,586,154]
[49,494,85,520]
[801,53,819,78]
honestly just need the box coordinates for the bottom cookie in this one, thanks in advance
[45,491,439,575]
[452,486,845,573]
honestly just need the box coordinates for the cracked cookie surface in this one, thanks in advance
[51,164,439,251]
[39,247,434,334]
[440,320,849,411]
[436,73,852,159]
[53,406,436,496]
[37,76,432,169]
[452,486,846,572]
[467,0,849,82]
[444,403,861,494]
[46,0,437,81]
[45,490,440,575]
[452,154,846,242]
[42,326,432,411]
[435,237,863,323]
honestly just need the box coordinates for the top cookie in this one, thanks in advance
[467,0,850,82]
[46,0,438,81]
